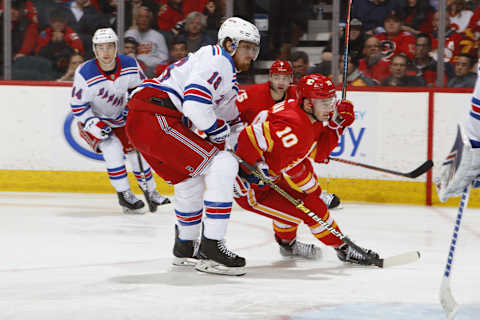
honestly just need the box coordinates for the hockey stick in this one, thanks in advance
[341,0,353,100]
[439,185,470,319]
[328,157,433,178]
[136,150,157,213]
[230,152,420,268]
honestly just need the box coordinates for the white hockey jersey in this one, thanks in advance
[135,44,241,131]
[70,54,146,127]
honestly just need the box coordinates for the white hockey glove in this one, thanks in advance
[84,117,112,140]
[435,125,480,202]
[205,119,230,144]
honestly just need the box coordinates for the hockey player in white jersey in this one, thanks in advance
[70,28,170,214]
[126,17,260,275]
[436,66,480,201]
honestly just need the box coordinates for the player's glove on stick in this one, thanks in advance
[328,99,355,129]
[245,162,271,187]
[205,119,230,144]
[84,117,112,140]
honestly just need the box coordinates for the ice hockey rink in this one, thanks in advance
[1,192,479,320]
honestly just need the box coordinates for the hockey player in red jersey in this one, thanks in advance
[236,60,341,209]
[234,74,379,265]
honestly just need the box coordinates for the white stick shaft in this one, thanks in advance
[439,185,470,319]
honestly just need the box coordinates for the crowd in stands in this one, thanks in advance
[1,0,480,88]
[0,0,222,80]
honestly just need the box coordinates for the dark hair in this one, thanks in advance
[404,0,434,30]
[170,38,188,47]
[124,37,139,47]
[457,53,474,67]
[291,51,309,64]
[416,33,432,48]
[49,8,67,23]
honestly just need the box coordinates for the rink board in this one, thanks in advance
[0,82,476,207]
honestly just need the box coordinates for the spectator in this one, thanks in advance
[64,0,108,58]
[290,51,312,83]
[154,38,188,77]
[97,0,158,31]
[448,0,473,33]
[431,11,475,65]
[36,9,84,76]
[0,0,39,63]
[358,36,391,82]
[351,0,401,34]
[381,54,426,86]
[157,0,184,34]
[56,52,84,81]
[122,36,147,71]
[400,0,435,35]
[177,11,214,53]
[125,6,169,77]
[375,11,416,60]
[406,33,448,86]
[447,53,477,88]
[321,18,367,63]
[203,1,223,37]
[336,54,379,86]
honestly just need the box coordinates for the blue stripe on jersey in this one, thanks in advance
[118,54,137,68]
[119,72,137,78]
[470,111,480,120]
[470,139,480,148]
[220,47,236,73]
[472,96,480,106]
[184,95,212,105]
[184,83,212,97]
[79,59,102,80]
[88,78,108,87]
[140,83,184,103]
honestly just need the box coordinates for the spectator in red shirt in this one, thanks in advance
[430,11,475,66]
[0,0,39,61]
[375,10,416,60]
[400,0,435,35]
[358,36,391,82]
[36,8,84,75]
[157,0,184,33]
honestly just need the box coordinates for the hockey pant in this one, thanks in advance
[234,176,344,247]
[97,127,157,193]
[126,89,239,240]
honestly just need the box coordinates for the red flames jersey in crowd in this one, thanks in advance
[374,31,416,60]
[235,98,340,194]
[236,81,297,125]
[430,29,475,64]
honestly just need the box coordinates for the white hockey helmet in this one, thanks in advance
[92,28,119,58]
[218,17,260,60]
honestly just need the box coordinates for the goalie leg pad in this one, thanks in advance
[435,125,480,202]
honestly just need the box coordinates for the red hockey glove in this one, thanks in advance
[329,99,355,129]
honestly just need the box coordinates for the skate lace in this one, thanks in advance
[292,242,316,258]
[347,245,373,261]
[217,240,237,258]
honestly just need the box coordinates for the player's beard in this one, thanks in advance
[235,59,252,72]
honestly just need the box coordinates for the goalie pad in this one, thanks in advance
[435,125,480,202]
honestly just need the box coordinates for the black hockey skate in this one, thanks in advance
[276,235,322,260]
[320,191,341,209]
[335,242,380,266]
[117,190,145,214]
[143,189,171,212]
[195,235,246,276]
[172,225,200,266]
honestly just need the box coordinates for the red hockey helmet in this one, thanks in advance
[297,74,336,100]
[269,60,293,75]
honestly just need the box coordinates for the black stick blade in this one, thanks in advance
[406,160,433,178]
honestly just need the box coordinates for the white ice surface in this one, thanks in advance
[0,192,479,320]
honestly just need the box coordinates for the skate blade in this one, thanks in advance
[121,207,146,215]
[172,257,199,267]
[194,260,246,276]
